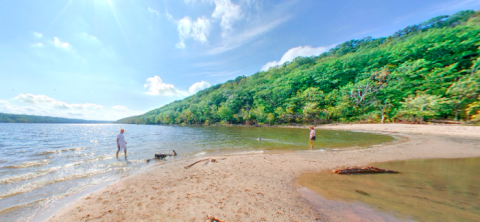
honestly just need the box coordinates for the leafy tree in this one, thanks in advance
[398,93,448,123]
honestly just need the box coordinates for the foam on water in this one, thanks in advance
[2,160,50,169]
[36,147,87,156]
[195,152,206,156]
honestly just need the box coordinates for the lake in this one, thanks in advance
[0,123,393,221]
[297,157,480,222]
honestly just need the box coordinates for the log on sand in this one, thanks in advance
[332,166,399,174]
[184,158,227,169]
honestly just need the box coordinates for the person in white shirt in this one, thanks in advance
[309,126,316,149]
[117,129,127,159]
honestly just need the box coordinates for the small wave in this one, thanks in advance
[0,161,83,184]
[0,198,47,214]
[2,160,50,169]
[195,152,206,156]
[37,147,86,155]
[234,150,264,155]
[0,170,51,185]
[0,168,112,198]
[37,151,58,155]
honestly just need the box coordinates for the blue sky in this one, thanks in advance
[0,0,479,120]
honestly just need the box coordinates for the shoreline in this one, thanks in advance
[47,124,480,221]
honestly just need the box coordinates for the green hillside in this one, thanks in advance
[0,113,111,124]
[117,10,480,125]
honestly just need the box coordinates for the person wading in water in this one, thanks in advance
[309,126,316,150]
[117,129,127,159]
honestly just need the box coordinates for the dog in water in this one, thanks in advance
[146,150,177,163]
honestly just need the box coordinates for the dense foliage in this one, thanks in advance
[118,10,480,125]
[0,113,111,124]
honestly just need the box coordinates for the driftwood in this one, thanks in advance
[355,190,370,196]
[207,214,226,222]
[332,166,399,174]
[184,158,226,169]
[184,158,210,169]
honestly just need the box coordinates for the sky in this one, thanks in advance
[0,0,479,121]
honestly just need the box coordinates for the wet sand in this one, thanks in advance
[47,124,480,222]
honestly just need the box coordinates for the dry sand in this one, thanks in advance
[47,124,480,222]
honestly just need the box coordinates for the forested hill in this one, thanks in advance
[0,113,111,124]
[117,10,480,125]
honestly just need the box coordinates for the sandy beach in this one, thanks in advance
[47,124,480,222]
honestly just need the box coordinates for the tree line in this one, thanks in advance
[0,113,111,124]
[117,10,480,125]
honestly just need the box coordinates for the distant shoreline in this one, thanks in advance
[0,122,113,124]
[0,112,112,124]
[47,124,480,221]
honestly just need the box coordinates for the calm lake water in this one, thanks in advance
[297,158,480,222]
[0,123,393,221]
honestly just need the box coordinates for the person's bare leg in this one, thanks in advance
[124,150,127,159]
[116,150,119,159]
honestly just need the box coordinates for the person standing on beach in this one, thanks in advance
[117,129,127,159]
[309,126,316,149]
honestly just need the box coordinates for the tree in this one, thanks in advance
[303,102,320,125]
[347,80,385,107]
[217,104,233,123]
[374,99,393,124]
[399,93,447,123]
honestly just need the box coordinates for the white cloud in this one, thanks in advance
[52,37,72,50]
[31,43,44,48]
[261,45,331,71]
[112,105,129,112]
[178,0,288,51]
[144,76,188,96]
[207,16,290,55]
[144,76,211,96]
[165,10,174,20]
[148,7,160,17]
[192,17,210,42]
[80,32,100,44]
[176,16,210,48]
[0,94,143,121]
[34,32,43,38]
[178,17,193,39]
[183,0,213,4]
[176,41,186,49]
[14,93,105,110]
[212,0,242,37]
[189,81,211,94]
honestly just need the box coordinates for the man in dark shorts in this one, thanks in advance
[309,126,316,149]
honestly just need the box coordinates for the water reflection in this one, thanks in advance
[297,158,480,222]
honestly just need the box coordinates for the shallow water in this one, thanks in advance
[297,158,480,222]
[0,123,393,221]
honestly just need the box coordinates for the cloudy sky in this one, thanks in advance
[0,0,478,120]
